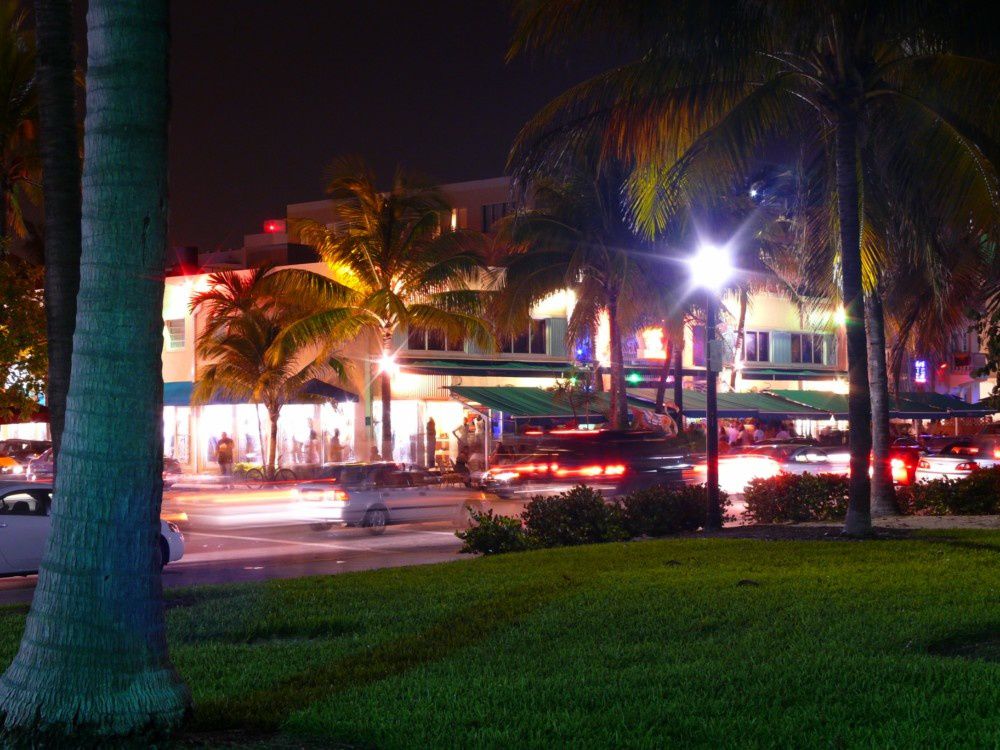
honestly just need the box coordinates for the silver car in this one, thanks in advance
[294,463,485,534]
[0,481,184,575]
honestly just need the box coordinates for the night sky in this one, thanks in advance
[160,1,610,251]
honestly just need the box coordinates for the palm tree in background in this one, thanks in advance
[191,268,347,477]
[509,0,1000,534]
[266,156,493,460]
[0,0,189,739]
[0,1,39,242]
[496,168,664,429]
[32,0,82,469]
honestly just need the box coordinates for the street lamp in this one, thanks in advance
[689,242,733,531]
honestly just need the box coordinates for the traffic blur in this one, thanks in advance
[161,461,492,532]
[479,429,698,499]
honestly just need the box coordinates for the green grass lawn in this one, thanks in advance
[2,531,999,748]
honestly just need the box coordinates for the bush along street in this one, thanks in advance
[457,484,731,555]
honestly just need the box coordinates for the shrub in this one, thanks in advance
[617,484,731,537]
[897,467,1000,515]
[744,472,849,523]
[456,509,532,555]
[521,485,628,547]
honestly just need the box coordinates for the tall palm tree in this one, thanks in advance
[33,0,82,468]
[191,268,346,477]
[0,0,190,739]
[265,156,493,460]
[0,0,40,242]
[496,168,661,429]
[509,0,1000,535]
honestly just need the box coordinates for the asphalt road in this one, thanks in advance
[0,486,746,606]
[0,490,527,606]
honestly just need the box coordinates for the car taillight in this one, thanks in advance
[918,460,930,469]
[890,457,909,483]
[955,461,979,471]
[324,489,349,503]
[555,464,628,478]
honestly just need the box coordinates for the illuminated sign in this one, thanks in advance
[914,359,927,384]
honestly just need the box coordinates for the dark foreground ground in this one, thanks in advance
[2,528,998,748]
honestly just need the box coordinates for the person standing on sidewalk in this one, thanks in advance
[216,431,235,487]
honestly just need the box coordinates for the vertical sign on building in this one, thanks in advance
[914,359,927,384]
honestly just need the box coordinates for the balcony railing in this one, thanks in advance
[951,351,988,373]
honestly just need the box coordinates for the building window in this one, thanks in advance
[790,333,825,364]
[499,319,547,355]
[481,201,515,232]
[743,331,770,362]
[406,327,463,352]
[164,319,185,350]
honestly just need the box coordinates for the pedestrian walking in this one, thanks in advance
[216,431,235,487]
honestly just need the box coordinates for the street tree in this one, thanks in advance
[0,0,190,741]
[509,0,1000,534]
[265,155,493,460]
[191,267,347,477]
[495,167,660,428]
[0,0,39,242]
[32,0,82,466]
[0,254,46,420]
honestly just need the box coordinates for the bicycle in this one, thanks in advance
[241,465,297,490]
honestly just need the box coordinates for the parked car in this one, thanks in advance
[916,435,1000,481]
[294,464,484,533]
[0,481,184,576]
[0,440,51,477]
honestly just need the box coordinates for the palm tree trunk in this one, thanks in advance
[607,297,628,429]
[34,0,82,471]
[380,369,393,459]
[836,114,873,536]
[730,289,748,389]
[673,337,684,427]
[380,332,394,459]
[267,406,280,476]
[0,0,189,739]
[586,319,602,393]
[654,333,673,413]
[865,291,897,516]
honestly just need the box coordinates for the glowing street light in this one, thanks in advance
[377,351,397,376]
[688,242,733,292]
[688,242,735,532]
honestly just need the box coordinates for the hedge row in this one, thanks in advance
[743,467,1000,523]
[457,484,730,555]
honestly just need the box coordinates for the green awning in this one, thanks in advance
[447,385,651,420]
[401,358,573,377]
[629,389,758,419]
[899,391,996,417]
[741,367,847,381]
[765,389,974,420]
[164,380,357,407]
[767,390,850,418]
[629,389,830,419]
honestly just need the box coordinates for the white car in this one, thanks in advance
[701,443,851,495]
[0,481,184,576]
[916,437,1000,482]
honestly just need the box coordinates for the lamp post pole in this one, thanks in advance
[688,241,731,532]
[705,293,722,530]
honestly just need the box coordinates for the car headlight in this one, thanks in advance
[10,465,24,474]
